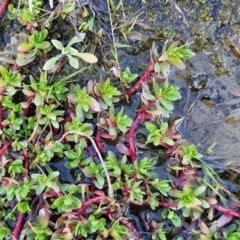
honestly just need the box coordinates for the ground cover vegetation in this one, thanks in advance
[0,0,240,239]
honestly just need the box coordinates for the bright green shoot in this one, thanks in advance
[43,34,98,70]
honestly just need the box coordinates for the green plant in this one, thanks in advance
[8,159,26,177]
[16,29,51,66]
[109,0,121,13]
[105,151,122,177]
[223,224,240,240]
[0,65,25,94]
[152,41,195,77]
[64,144,83,169]
[119,13,142,41]
[120,67,138,88]
[43,34,98,70]
[38,104,64,129]
[21,208,52,240]
[88,78,121,110]
[152,227,167,240]
[181,144,203,167]
[83,159,105,189]
[0,222,10,240]
[108,221,129,240]
[64,117,93,143]
[162,208,181,227]
[51,195,81,213]
[8,0,43,31]
[97,106,132,138]
[31,171,59,195]
[145,121,174,146]
[169,185,209,219]
[141,79,181,118]
[79,16,95,31]
[67,84,100,121]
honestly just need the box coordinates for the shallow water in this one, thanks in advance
[120,0,240,171]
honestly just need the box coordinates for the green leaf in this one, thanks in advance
[17,43,33,52]
[39,29,48,41]
[160,61,170,77]
[168,189,182,198]
[18,201,31,213]
[67,34,86,47]
[68,55,79,69]
[96,173,105,186]
[69,47,79,55]
[178,48,195,58]
[76,53,98,63]
[51,39,64,50]
[171,214,181,227]
[16,56,35,66]
[33,93,42,106]
[43,55,62,70]
[35,41,50,49]
[192,186,206,197]
[154,62,161,73]
[76,103,83,119]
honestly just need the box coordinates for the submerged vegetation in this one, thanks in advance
[0,0,240,239]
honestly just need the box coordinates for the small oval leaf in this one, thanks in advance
[76,53,98,63]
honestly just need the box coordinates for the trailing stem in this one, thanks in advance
[121,218,142,239]
[0,0,9,17]
[212,204,240,218]
[78,196,112,216]
[142,201,177,208]
[0,141,13,157]
[12,212,24,240]
[126,59,154,97]
[12,150,29,237]
[128,112,145,162]
[95,127,104,152]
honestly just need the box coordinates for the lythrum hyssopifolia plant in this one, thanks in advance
[0,1,239,239]
[43,33,98,70]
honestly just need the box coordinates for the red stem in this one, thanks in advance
[126,59,154,97]
[142,201,177,208]
[121,218,142,239]
[175,170,184,188]
[0,0,9,17]
[95,127,104,152]
[12,62,19,73]
[0,141,13,157]
[12,212,24,240]
[78,196,111,216]
[212,204,240,218]
[128,112,145,162]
